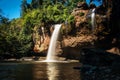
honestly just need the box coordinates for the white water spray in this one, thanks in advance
[46,24,62,61]
[91,8,96,31]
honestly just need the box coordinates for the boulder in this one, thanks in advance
[80,48,120,66]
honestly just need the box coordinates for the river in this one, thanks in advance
[0,61,81,80]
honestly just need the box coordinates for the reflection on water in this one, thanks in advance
[0,62,81,80]
[47,63,59,80]
[32,62,48,80]
[0,62,33,80]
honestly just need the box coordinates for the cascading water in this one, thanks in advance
[46,24,62,62]
[91,8,96,31]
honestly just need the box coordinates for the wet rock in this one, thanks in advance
[63,35,97,47]
[61,47,81,60]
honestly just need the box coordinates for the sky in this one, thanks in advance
[0,0,31,20]
[86,0,103,7]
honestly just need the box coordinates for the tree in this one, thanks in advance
[21,0,28,16]
[31,0,43,9]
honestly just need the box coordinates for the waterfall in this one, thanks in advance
[91,8,96,31]
[46,24,62,61]
[41,27,45,39]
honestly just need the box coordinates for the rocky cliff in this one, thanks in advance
[32,1,120,59]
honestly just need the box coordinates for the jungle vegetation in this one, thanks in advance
[0,0,84,59]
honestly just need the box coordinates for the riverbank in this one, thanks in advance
[0,57,79,63]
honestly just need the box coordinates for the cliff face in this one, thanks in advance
[109,0,120,35]
[33,1,120,58]
[95,0,120,54]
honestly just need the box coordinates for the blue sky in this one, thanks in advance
[86,0,103,7]
[0,0,31,20]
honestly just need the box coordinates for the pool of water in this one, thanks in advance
[0,62,81,80]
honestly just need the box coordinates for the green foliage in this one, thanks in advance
[0,17,33,58]
[22,2,75,25]
[21,0,28,16]
[79,12,85,16]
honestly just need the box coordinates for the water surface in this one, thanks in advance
[0,62,81,80]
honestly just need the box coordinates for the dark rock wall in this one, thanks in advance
[107,0,120,50]
[95,0,120,51]
[108,0,120,35]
